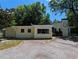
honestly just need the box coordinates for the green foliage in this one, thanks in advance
[14,2,51,25]
[53,19,59,23]
[0,9,12,29]
[49,0,78,34]
[49,0,78,13]
[67,10,78,34]
[39,14,51,25]
[67,10,78,27]
[0,2,51,29]
[49,0,78,25]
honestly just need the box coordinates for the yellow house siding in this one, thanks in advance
[5,27,16,37]
[5,25,52,39]
[33,25,52,38]
[15,26,35,38]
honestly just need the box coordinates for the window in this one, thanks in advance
[28,29,31,33]
[21,29,24,33]
[37,29,49,34]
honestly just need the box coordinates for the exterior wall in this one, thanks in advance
[5,27,16,38]
[34,25,52,38]
[61,20,69,36]
[5,25,52,39]
[61,28,68,36]
[15,26,34,38]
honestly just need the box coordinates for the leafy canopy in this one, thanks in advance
[14,2,51,25]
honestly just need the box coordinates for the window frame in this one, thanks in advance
[28,29,31,33]
[37,29,49,34]
[21,29,25,33]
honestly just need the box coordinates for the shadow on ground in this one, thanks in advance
[55,36,78,42]
[2,37,52,40]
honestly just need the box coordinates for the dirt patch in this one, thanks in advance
[0,40,22,50]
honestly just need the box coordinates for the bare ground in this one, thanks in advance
[0,37,78,59]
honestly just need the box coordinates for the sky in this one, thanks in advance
[0,0,66,22]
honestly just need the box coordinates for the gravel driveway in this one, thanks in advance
[0,37,78,59]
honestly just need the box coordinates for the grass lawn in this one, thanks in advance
[0,40,22,50]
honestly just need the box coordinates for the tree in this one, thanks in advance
[49,0,78,25]
[67,10,76,27]
[49,0,78,34]
[14,2,51,25]
[0,2,51,29]
[49,0,78,16]
[39,13,51,25]
[14,5,26,25]
[0,9,12,29]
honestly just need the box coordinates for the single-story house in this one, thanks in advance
[3,19,70,39]
[4,25,52,39]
